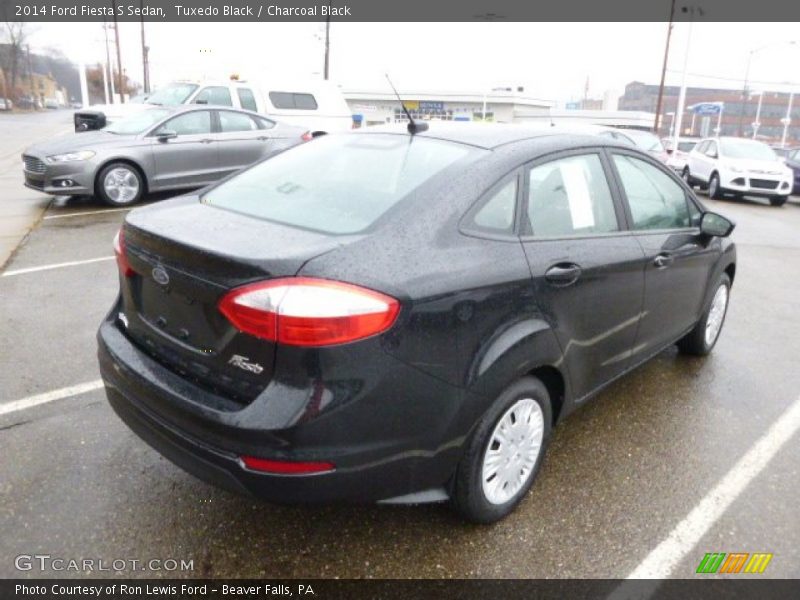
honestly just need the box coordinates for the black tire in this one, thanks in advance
[96,162,145,206]
[769,196,787,207]
[451,376,552,524]
[682,166,694,187]
[708,172,724,199]
[677,274,731,356]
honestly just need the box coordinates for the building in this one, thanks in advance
[342,87,555,127]
[620,81,799,143]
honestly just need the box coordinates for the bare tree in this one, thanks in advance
[1,21,29,95]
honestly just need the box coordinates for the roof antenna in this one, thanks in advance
[385,73,429,134]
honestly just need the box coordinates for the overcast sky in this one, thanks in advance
[24,22,800,103]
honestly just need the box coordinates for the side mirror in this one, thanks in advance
[156,129,177,142]
[700,211,735,238]
[708,152,718,159]
[666,148,674,155]
[194,99,208,105]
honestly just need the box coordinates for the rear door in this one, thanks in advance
[519,149,646,401]
[215,110,274,177]
[150,110,220,189]
[608,150,717,356]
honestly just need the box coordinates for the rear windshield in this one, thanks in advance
[202,133,482,234]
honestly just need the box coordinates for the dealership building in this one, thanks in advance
[342,87,655,130]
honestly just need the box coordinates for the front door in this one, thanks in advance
[519,150,646,400]
[609,150,719,357]
[150,110,219,189]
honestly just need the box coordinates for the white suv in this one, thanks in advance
[683,137,793,206]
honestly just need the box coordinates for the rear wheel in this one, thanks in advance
[451,376,552,523]
[96,162,144,206]
[677,274,731,356]
[769,196,787,207]
[708,172,724,199]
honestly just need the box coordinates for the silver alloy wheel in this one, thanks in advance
[481,398,544,505]
[103,167,140,204]
[704,284,728,346]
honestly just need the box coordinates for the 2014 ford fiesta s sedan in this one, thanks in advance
[97,124,736,523]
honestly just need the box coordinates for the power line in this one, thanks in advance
[665,69,799,88]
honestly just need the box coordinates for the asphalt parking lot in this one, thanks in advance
[1,119,799,579]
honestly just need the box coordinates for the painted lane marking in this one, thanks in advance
[0,380,104,417]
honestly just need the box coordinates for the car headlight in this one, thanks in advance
[46,150,95,163]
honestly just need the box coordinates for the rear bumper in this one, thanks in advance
[97,315,465,504]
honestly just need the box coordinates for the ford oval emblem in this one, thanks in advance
[152,266,170,286]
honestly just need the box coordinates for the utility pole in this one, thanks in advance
[323,1,331,80]
[112,0,125,103]
[672,7,697,157]
[103,20,115,103]
[654,0,676,134]
[140,0,150,93]
[26,44,35,106]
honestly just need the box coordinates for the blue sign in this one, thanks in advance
[565,101,581,110]
[693,103,723,115]
[419,101,444,111]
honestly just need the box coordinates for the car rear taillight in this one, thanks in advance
[301,131,313,142]
[113,228,134,277]
[240,455,335,475]
[218,277,400,347]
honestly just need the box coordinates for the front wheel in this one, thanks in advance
[682,166,694,187]
[96,162,144,206]
[769,196,787,207]
[677,274,731,356]
[451,376,552,523]
[708,173,724,199]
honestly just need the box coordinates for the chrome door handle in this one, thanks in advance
[653,254,674,268]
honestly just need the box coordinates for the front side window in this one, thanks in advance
[219,111,258,132]
[203,134,483,234]
[194,86,233,107]
[156,111,212,136]
[237,88,258,111]
[613,154,691,230]
[527,154,619,237]
[471,179,517,232]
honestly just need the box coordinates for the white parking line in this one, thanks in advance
[0,380,104,417]
[43,207,132,220]
[626,394,800,579]
[1,256,115,277]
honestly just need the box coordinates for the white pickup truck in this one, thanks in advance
[75,79,353,135]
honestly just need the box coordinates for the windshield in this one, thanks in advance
[203,133,483,234]
[145,83,198,106]
[104,109,171,135]
[720,139,778,161]
[624,130,665,152]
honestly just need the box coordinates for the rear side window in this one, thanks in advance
[612,154,691,230]
[237,88,258,111]
[527,154,619,237]
[194,86,233,107]
[219,111,258,132]
[471,179,517,232]
[203,134,482,234]
[269,91,319,110]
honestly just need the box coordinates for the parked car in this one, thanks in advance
[560,125,669,164]
[44,98,59,109]
[98,124,736,523]
[75,79,352,135]
[663,137,700,172]
[23,105,308,206]
[0,97,13,111]
[783,146,800,195]
[683,137,794,206]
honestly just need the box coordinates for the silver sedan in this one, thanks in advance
[22,105,309,206]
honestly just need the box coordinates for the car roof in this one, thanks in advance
[357,122,630,151]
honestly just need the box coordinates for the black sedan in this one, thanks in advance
[98,124,736,523]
